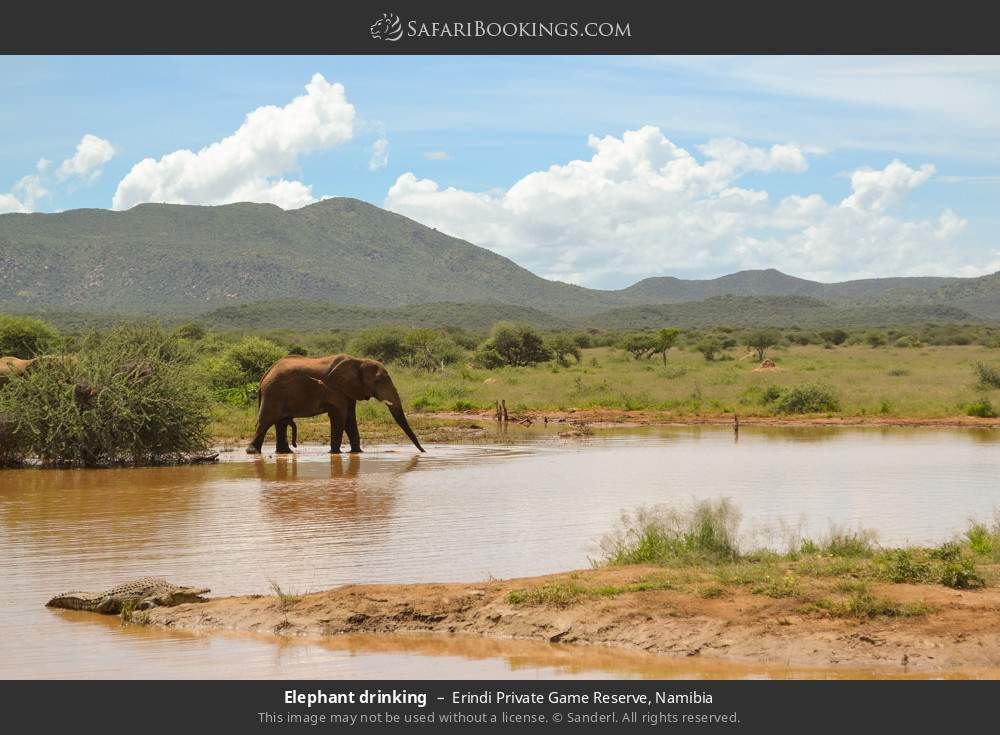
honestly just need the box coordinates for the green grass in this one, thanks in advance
[269,580,304,612]
[507,576,678,607]
[805,587,932,619]
[205,344,1000,443]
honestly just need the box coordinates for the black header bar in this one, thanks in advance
[2,1,999,54]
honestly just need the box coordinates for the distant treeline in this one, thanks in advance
[4,294,992,335]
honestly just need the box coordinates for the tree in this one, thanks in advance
[818,329,848,346]
[209,336,287,388]
[619,332,656,360]
[0,315,58,358]
[475,322,552,367]
[400,328,463,371]
[652,328,680,365]
[548,333,582,367]
[744,329,780,362]
[696,337,724,362]
[347,326,408,363]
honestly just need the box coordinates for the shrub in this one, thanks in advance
[696,337,724,362]
[475,322,551,367]
[879,549,931,583]
[773,384,839,414]
[864,330,887,348]
[0,325,210,467]
[208,336,286,388]
[347,326,408,364]
[547,333,582,367]
[965,517,1000,557]
[818,329,848,346]
[399,329,463,371]
[600,499,741,565]
[0,314,59,358]
[974,362,1000,390]
[938,557,985,589]
[760,385,783,404]
[820,528,877,557]
[966,399,997,418]
[173,322,206,341]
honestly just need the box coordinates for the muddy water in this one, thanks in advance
[3,426,1000,679]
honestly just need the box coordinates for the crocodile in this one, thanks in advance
[46,577,210,614]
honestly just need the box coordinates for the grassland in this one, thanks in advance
[209,343,1000,445]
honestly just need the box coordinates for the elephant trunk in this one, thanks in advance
[389,404,425,453]
[378,380,424,452]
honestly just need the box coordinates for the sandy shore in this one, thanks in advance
[146,566,1000,675]
[421,409,1000,430]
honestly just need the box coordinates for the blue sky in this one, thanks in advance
[1,55,998,287]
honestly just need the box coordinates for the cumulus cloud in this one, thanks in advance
[0,159,53,214]
[841,159,935,212]
[385,126,979,285]
[368,137,389,171]
[56,134,115,182]
[112,73,355,210]
[423,151,451,160]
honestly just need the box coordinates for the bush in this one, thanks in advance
[600,499,741,565]
[974,362,1000,390]
[474,322,551,367]
[547,333,582,367]
[773,384,840,414]
[864,330,887,348]
[208,336,287,388]
[399,329,463,371]
[347,326,408,364]
[966,399,997,418]
[0,325,210,467]
[760,385,783,404]
[818,329,848,346]
[965,517,1000,557]
[696,337,724,362]
[0,314,59,358]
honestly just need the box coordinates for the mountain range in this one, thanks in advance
[0,198,997,329]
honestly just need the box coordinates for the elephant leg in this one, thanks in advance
[247,419,272,454]
[346,401,362,453]
[275,420,293,454]
[329,409,346,454]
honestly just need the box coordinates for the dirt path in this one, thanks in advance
[147,566,1000,675]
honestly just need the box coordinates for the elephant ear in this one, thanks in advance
[323,358,369,401]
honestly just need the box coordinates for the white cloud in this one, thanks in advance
[423,151,451,160]
[841,159,934,212]
[385,126,983,286]
[112,73,355,210]
[56,134,115,182]
[0,159,52,214]
[368,137,389,171]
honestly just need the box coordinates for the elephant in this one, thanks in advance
[246,354,425,455]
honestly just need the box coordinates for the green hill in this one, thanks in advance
[580,296,975,330]
[0,199,623,317]
[2,199,999,326]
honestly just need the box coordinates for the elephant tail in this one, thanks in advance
[290,419,297,448]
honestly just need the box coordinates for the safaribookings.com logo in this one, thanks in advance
[370,13,631,42]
